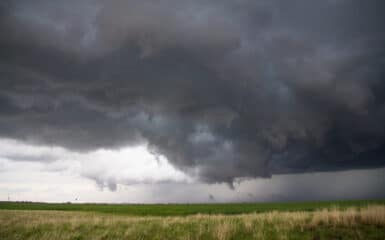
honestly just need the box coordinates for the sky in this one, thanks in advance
[0,0,385,203]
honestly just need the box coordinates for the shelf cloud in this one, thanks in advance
[1,0,385,185]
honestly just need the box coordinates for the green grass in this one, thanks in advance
[1,199,385,216]
[1,205,385,240]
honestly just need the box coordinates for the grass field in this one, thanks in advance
[1,199,385,216]
[1,200,385,239]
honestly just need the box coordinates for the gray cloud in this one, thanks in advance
[1,0,385,185]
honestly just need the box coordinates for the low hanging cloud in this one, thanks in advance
[0,138,190,191]
[1,0,385,185]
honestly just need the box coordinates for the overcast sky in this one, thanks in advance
[0,0,385,203]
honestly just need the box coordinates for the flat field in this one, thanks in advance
[1,199,385,216]
[0,200,384,239]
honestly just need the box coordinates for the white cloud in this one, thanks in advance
[79,147,192,190]
[0,138,191,192]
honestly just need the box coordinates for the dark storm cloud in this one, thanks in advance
[1,0,385,184]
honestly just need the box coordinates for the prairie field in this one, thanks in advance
[1,199,385,216]
[0,201,385,239]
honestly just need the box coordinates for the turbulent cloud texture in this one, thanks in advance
[1,0,385,185]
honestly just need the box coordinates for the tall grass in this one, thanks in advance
[0,205,384,239]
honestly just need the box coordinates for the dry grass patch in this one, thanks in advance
[310,205,385,227]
